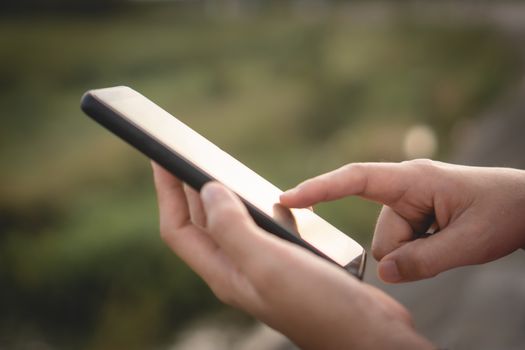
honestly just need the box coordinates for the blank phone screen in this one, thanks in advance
[87,87,365,274]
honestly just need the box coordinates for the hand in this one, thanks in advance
[280,159,525,283]
[152,163,433,350]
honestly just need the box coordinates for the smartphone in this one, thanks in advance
[81,86,366,278]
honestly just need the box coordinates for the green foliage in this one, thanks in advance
[0,3,520,349]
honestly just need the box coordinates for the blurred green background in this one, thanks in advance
[0,1,522,349]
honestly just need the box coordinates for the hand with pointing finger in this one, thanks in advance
[152,162,434,350]
[280,159,525,283]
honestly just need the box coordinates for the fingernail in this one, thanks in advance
[379,259,402,283]
[201,183,224,206]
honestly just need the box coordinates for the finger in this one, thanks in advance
[152,163,230,282]
[152,162,191,229]
[201,182,273,267]
[280,162,415,208]
[377,219,478,283]
[183,183,207,228]
[371,206,414,261]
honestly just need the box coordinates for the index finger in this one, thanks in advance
[152,162,231,282]
[152,162,191,230]
[280,162,415,208]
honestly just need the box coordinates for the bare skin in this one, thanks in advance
[280,159,525,283]
[152,163,433,350]
[153,158,525,348]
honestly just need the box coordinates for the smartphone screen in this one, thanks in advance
[81,86,366,278]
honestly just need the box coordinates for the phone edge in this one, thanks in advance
[80,90,365,279]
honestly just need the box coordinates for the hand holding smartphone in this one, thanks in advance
[81,86,366,278]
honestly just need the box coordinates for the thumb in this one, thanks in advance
[200,181,269,265]
[377,221,476,283]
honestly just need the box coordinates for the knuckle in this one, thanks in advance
[343,163,365,178]
[397,305,414,326]
[404,158,435,171]
[340,163,354,174]
[409,250,437,279]
[342,163,368,193]
[371,241,388,261]
[402,159,445,185]
[371,209,393,260]
[345,162,364,171]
